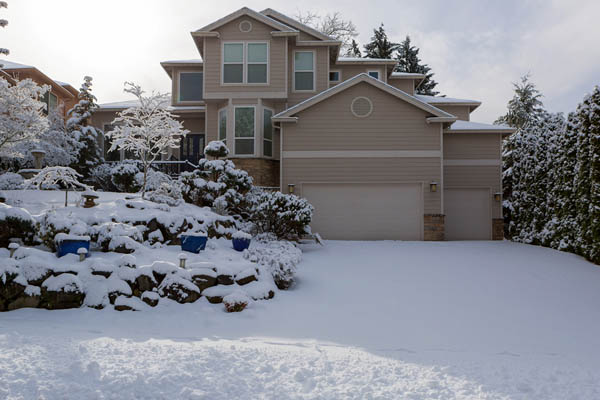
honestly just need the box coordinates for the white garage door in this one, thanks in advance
[302,183,422,240]
[445,188,491,240]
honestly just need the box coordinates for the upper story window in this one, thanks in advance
[263,108,273,158]
[178,71,203,102]
[368,70,380,80]
[234,106,255,155]
[218,108,227,145]
[329,71,340,83]
[294,51,315,91]
[42,92,58,115]
[223,42,268,84]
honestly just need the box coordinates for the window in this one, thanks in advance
[263,109,273,157]
[41,92,58,114]
[223,43,244,83]
[234,107,255,155]
[178,72,203,102]
[247,43,268,83]
[218,108,227,145]
[223,42,268,84]
[368,70,380,80]
[294,51,314,91]
[329,71,340,83]
[103,124,120,161]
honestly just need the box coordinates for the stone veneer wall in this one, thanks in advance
[424,214,445,241]
[230,158,280,188]
[492,218,504,241]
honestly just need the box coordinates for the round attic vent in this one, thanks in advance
[239,20,253,33]
[351,97,373,118]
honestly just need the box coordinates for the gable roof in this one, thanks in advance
[260,8,334,42]
[196,7,297,34]
[1,59,75,98]
[273,73,456,123]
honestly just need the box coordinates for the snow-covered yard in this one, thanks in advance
[1,240,599,399]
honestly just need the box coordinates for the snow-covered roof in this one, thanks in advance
[161,59,203,65]
[336,57,397,64]
[389,71,425,79]
[0,60,33,69]
[98,100,142,110]
[416,95,481,110]
[446,120,515,135]
[197,7,297,34]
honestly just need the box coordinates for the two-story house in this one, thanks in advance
[93,7,515,241]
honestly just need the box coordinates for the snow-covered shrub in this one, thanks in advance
[146,182,183,206]
[0,172,24,190]
[38,210,92,252]
[88,163,116,192]
[244,237,302,290]
[204,140,229,159]
[135,169,171,192]
[94,222,144,252]
[110,161,141,193]
[26,167,88,207]
[223,290,249,312]
[250,191,313,241]
[179,157,252,216]
[0,203,36,247]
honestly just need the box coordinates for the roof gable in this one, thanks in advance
[273,73,456,122]
[196,7,297,34]
[260,8,334,42]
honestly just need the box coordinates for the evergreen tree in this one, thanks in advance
[346,39,361,58]
[363,24,398,59]
[574,86,600,262]
[394,36,440,96]
[0,1,8,57]
[495,74,544,130]
[67,76,103,179]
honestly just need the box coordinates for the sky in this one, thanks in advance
[2,0,599,123]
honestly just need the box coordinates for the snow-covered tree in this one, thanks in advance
[106,82,189,199]
[574,86,600,263]
[0,77,49,157]
[10,105,83,167]
[295,11,358,53]
[27,166,88,207]
[67,76,103,178]
[0,1,8,57]
[346,39,362,58]
[363,24,399,59]
[394,36,440,96]
[495,74,544,130]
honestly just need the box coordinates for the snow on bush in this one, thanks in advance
[244,237,302,290]
[204,140,229,159]
[250,191,314,241]
[110,161,142,193]
[232,230,252,240]
[0,172,24,190]
[223,290,250,312]
[0,203,36,247]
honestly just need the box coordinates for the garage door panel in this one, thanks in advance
[445,188,491,240]
[302,183,422,240]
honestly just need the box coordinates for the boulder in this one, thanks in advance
[202,285,235,305]
[141,291,159,307]
[150,261,179,285]
[114,295,146,311]
[0,280,25,302]
[8,290,41,310]
[133,274,156,297]
[189,268,217,292]
[235,268,258,286]
[158,275,201,304]
[41,274,85,310]
[223,291,250,313]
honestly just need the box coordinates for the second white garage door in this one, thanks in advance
[302,183,423,240]
[444,188,491,240]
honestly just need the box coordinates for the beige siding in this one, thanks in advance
[436,105,471,121]
[388,79,414,95]
[282,157,441,214]
[203,16,287,98]
[205,102,226,143]
[444,133,502,159]
[284,82,441,151]
[444,166,502,218]
[181,117,205,133]
[334,65,387,84]
[287,45,329,106]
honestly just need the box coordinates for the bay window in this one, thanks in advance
[263,109,273,157]
[294,51,315,91]
[218,108,227,145]
[234,107,255,155]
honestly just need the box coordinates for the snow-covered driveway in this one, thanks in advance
[2,241,600,399]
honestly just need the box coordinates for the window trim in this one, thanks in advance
[293,50,316,93]
[329,70,341,85]
[233,105,256,157]
[218,107,227,146]
[263,107,274,159]
[221,41,270,86]
[176,70,204,104]
[367,69,382,80]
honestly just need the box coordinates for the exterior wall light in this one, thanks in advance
[429,181,438,192]
[494,192,502,202]
[288,184,295,194]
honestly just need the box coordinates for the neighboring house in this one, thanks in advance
[0,60,79,120]
[93,7,515,241]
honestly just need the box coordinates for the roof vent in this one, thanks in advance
[239,20,253,33]
[351,97,373,118]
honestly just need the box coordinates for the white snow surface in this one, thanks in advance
[1,241,600,398]
[448,120,514,131]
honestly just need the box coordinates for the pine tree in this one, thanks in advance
[67,76,103,179]
[346,39,361,58]
[495,74,544,130]
[363,24,398,59]
[574,86,600,262]
[0,1,8,57]
[394,36,440,96]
